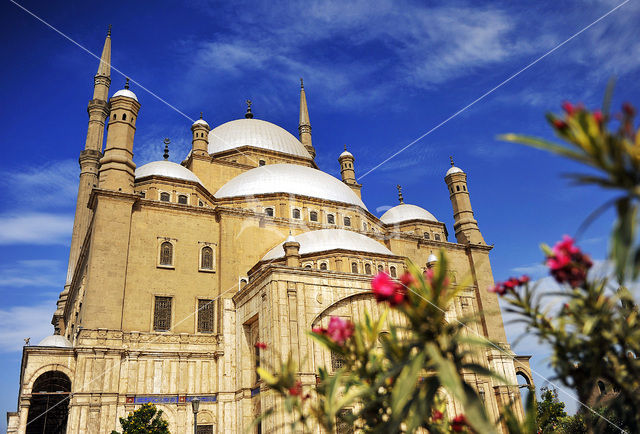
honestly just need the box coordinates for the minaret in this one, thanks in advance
[98,78,141,193]
[299,78,315,159]
[191,112,210,157]
[338,145,362,198]
[444,157,485,245]
[53,27,112,333]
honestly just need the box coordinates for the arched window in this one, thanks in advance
[377,265,384,272]
[320,262,328,270]
[178,194,188,204]
[463,185,467,191]
[113,113,117,120]
[310,211,318,222]
[160,192,170,202]
[199,201,204,207]
[305,264,312,269]
[327,214,335,224]
[351,262,358,273]
[265,207,274,217]
[365,263,372,275]
[598,381,607,395]
[434,234,441,241]
[344,216,351,226]
[259,160,266,166]
[424,232,430,240]
[201,246,213,270]
[456,185,460,192]
[160,241,173,266]
[27,371,71,434]
[292,208,301,219]
[390,266,397,278]
[122,113,127,120]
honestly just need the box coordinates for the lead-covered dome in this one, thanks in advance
[37,335,72,348]
[380,204,438,224]
[215,164,367,209]
[135,160,203,185]
[262,229,394,261]
[113,88,138,101]
[208,119,311,159]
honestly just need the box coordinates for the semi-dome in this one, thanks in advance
[262,229,394,261]
[446,166,464,176]
[135,160,203,185]
[215,164,367,209]
[38,335,72,348]
[208,119,311,159]
[380,204,438,224]
[113,88,138,101]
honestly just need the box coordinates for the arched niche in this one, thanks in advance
[26,371,71,434]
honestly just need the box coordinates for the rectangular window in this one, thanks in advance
[153,296,172,331]
[336,409,354,434]
[197,299,214,333]
[331,350,345,371]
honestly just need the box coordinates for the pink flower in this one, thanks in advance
[326,317,354,345]
[562,101,575,116]
[312,327,326,334]
[546,236,592,287]
[622,102,635,117]
[400,272,416,288]
[490,275,530,296]
[593,110,603,125]
[254,342,267,350]
[371,272,396,301]
[553,119,568,130]
[432,410,443,421]
[451,414,467,432]
[288,380,302,396]
[519,275,530,284]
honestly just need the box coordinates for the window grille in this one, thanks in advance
[292,209,301,219]
[259,160,266,166]
[320,262,328,270]
[197,299,214,333]
[310,211,318,222]
[331,350,345,371]
[364,263,372,275]
[160,192,170,202]
[153,296,172,331]
[336,409,354,434]
[351,262,358,273]
[265,207,274,217]
[377,265,384,272]
[160,242,173,266]
[434,234,441,241]
[390,266,397,278]
[178,195,188,204]
[343,217,351,226]
[424,232,430,240]
[197,426,214,434]
[327,214,335,224]
[201,246,213,269]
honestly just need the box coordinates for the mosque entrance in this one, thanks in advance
[26,371,71,434]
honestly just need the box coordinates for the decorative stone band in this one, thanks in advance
[125,394,217,405]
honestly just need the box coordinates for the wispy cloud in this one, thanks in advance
[0,213,73,245]
[0,259,65,288]
[0,302,56,352]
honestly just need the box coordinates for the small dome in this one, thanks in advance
[135,160,203,185]
[215,164,367,209]
[193,118,210,128]
[427,253,438,263]
[37,335,72,348]
[286,234,297,243]
[262,229,394,261]
[339,150,353,159]
[380,204,438,224]
[208,119,311,159]
[113,88,138,101]
[446,166,464,176]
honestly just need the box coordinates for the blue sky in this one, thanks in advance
[1,0,639,426]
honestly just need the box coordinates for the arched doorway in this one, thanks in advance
[26,371,71,434]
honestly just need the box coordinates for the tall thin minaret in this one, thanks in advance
[299,78,315,159]
[53,27,112,333]
[444,157,485,245]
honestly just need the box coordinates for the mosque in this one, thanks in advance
[7,29,533,433]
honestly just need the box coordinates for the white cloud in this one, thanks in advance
[0,213,73,245]
[0,302,56,352]
[0,259,65,288]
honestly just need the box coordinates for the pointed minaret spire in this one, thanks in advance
[163,138,170,160]
[94,27,111,99]
[397,185,404,204]
[298,78,315,159]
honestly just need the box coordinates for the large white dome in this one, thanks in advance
[208,119,311,159]
[262,229,394,261]
[135,160,203,185]
[215,164,367,209]
[380,204,438,224]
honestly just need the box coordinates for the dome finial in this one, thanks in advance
[450,156,454,167]
[163,138,170,160]
[245,99,253,119]
[200,112,203,120]
[300,77,304,88]
[124,77,130,90]
[397,184,404,204]
[344,144,347,151]
[107,24,112,37]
